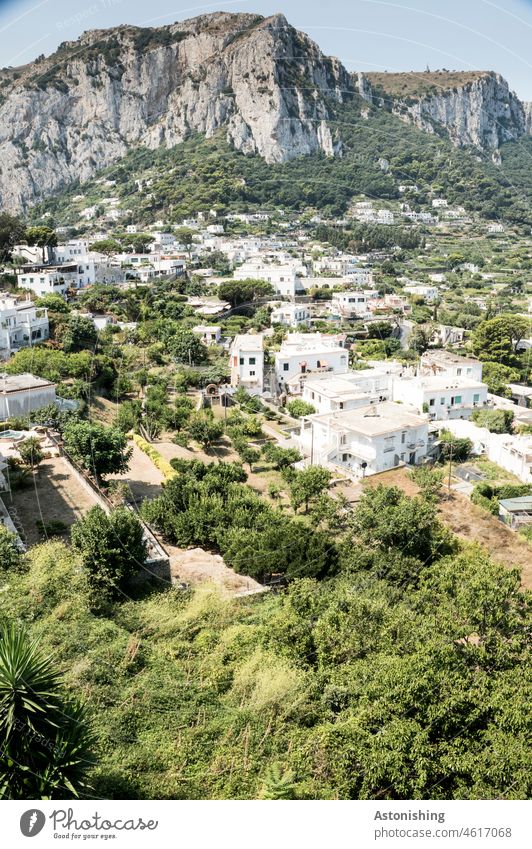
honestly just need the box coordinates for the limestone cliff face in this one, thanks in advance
[0,12,353,211]
[357,71,530,150]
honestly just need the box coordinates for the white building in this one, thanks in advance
[233,261,305,299]
[192,325,222,345]
[404,284,439,302]
[392,374,488,420]
[0,296,49,359]
[0,373,56,420]
[302,369,393,414]
[345,267,374,287]
[298,401,429,477]
[419,351,483,383]
[229,334,264,395]
[275,333,349,392]
[17,264,80,297]
[330,291,371,319]
[433,420,532,484]
[270,303,310,328]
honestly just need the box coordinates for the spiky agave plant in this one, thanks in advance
[0,624,95,799]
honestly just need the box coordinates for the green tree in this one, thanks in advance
[17,436,44,469]
[168,327,208,365]
[481,362,520,397]
[0,212,26,262]
[63,420,132,482]
[439,430,473,462]
[89,238,121,256]
[0,624,94,799]
[261,443,302,470]
[218,279,274,308]
[186,413,224,448]
[471,408,514,434]
[71,505,147,602]
[63,315,98,353]
[409,324,433,354]
[471,314,531,366]
[289,466,331,513]
[35,293,71,313]
[236,443,261,472]
[348,484,451,564]
[25,226,58,262]
[0,527,23,571]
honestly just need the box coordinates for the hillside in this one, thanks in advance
[1,11,532,214]
[31,98,532,227]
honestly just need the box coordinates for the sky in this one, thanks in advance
[0,0,532,99]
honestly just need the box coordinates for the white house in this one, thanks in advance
[275,333,349,392]
[392,374,488,420]
[229,334,264,395]
[298,401,429,477]
[419,351,483,382]
[404,284,439,302]
[330,291,371,319]
[233,260,305,299]
[0,373,56,420]
[0,296,49,359]
[302,369,393,414]
[192,325,222,345]
[432,420,532,484]
[17,264,80,297]
[270,303,310,328]
[344,267,374,287]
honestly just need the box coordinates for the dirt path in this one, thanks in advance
[7,456,100,545]
[166,544,266,596]
[364,467,532,588]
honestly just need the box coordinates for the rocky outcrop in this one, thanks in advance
[357,71,530,150]
[0,12,353,211]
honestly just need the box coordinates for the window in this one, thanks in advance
[429,398,435,406]
[473,393,480,403]
[440,397,445,405]
[239,357,244,365]
[249,370,255,376]
[401,432,406,444]
[451,395,462,405]
[249,357,256,365]
[283,363,289,372]
[457,368,462,376]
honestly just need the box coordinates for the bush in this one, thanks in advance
[132,434,177,479]
[286,400,316,418]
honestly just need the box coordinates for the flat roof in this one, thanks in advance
[421,350,479,366]
[304,372,390,400]
[231,334,263,351]
[399,376,486,391]
[499,496,532,511]
[0,373,55,394]
[309,401,427,436]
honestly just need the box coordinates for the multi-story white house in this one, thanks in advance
[229,334,264,395]
[17,264,80,297]
[275,333,349,392]
[302,369,393,414]
[298,401,429,477]
[270,304,310,328]
[233,260,305,299]
[404,284,439,301]
[433,420,532,484]
[0,297,49,359]
[344,267,374,287]
[0,373,56,420]
[330,291,371,319]
[419,351,483,382]
[392,374,488,420]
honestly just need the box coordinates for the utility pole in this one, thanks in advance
[447,438,453,496]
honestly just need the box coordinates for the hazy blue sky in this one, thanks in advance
[1,0,532,98]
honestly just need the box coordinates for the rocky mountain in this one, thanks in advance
[357,70,532,152]
[0,12,353,212]
[0,11,531,213]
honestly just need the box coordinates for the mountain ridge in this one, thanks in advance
[0,11,531,213]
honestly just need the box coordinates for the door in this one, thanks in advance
[409,452,416,464]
